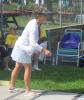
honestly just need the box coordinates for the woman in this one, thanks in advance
[5,25,18,56]
[9,6,52,96]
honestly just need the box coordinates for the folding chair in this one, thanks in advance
[56,29,82,66]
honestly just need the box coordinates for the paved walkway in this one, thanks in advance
[0,86,84,100]
[0,81,84,100]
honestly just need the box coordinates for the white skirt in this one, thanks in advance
[11,45,32,64]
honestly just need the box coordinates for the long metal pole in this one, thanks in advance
[80,0,83,24]
[60,0,62,27]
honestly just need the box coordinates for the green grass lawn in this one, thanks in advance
[0,63,84,93]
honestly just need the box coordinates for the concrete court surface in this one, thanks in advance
[0,86,84,100]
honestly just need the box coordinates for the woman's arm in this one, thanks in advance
[29,27,43,52]
[29,29,52,56]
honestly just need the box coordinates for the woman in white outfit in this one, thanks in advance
[9,6,52,96]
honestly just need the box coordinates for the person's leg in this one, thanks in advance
[23,63,40,96]
[9,62,22,89]
[33,52,39,66]
[0,46,11,71]
[22,63,32,92]
[3,56,11,71]
[33,52,42,71]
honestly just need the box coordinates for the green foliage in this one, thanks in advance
[3,3,17,10]
[22,2,35,10]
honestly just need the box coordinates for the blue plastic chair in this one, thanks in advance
[56,29,82,66]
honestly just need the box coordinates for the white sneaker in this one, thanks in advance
[4,67,11,71]
[33,65,42,71]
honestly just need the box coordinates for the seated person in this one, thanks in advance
[32,40,48,71]
[5,25,19,56]
[32,29,48,71]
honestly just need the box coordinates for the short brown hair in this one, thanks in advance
[33,6,48,18]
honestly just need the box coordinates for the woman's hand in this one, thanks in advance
[42,48,52,56]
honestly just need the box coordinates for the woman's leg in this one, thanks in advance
[10,62,22,88]
[23,63,32,92]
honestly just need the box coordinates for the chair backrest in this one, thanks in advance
[64,29,82,41]
[60,29,82,49]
